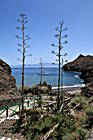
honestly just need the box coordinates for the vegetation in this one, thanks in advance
[16,13,31,114]
[16,13,31,91]
[25,110,55,139]
[1,13,93,140]
[9,81,93,140]
[71,96,88,109]
[5,83,93,140]
[51,20,68,110]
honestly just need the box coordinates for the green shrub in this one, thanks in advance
[71,96,80,107]
[37,94,42,107]
[80,116,86,128]
[34,116,53,133]
[62,133,76,140]
[26,109,41,128]
[54,111,63,123]
[26,115,55,140]
[81,97,88,108]
[27,131,32,140]
[86,106,93,116]
[71,96,88,109]
[77,128,88,140]
[49,115,76,139]
[62,128,88,140]
[86,106,93,128]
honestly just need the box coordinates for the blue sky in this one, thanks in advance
[0,0,93,65]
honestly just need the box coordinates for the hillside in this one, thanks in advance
[0,59,19,99]
[64,54,93,97]
[64,54,93,72]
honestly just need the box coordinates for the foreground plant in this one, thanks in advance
[51,20,68,110]
[16,13,31,114]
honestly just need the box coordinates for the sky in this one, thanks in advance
[0,0,93,65]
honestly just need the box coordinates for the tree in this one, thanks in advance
[51,20,68,110]
[16,13,31,114]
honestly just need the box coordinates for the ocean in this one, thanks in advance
[12,67,84,88]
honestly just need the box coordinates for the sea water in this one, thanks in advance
[12,67,84,88]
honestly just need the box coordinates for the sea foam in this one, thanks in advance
[52,84,85,90]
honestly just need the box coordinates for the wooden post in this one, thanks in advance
[19,103,21,111]
[6,107,8,117]
[27,100,29,107]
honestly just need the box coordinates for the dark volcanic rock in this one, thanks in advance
[63,54,93,72]
[80,66,93,82]
[0,59,18,97]
[80,66,93,97]
[64,54,93,97]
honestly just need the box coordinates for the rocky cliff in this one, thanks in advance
[63,54,93,72]
[64,54,93,97]
[80,66,93,97]
[0,59,19,99]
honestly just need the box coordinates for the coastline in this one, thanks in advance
[52,84,85,90]
[12,67,83,88]
[52,85,84,96]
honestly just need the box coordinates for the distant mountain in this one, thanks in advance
[11,63,58,68]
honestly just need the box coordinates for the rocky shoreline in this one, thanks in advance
[64,54,93,97]
[0,55,93,101]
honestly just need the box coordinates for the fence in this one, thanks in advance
[0,96,35,117]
